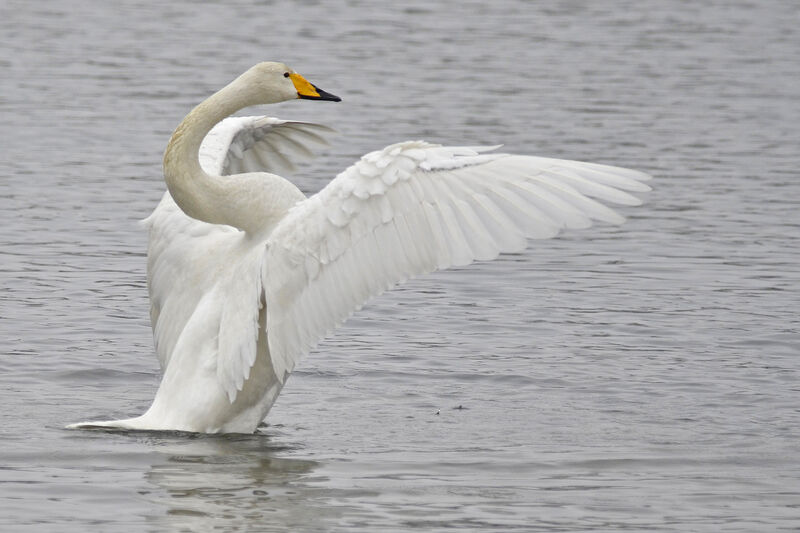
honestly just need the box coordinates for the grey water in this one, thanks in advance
[2,0,799,530]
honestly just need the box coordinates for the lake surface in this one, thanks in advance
[2,0,799,531]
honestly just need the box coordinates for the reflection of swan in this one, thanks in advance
[141,433,327,531]
[70,62,651,433]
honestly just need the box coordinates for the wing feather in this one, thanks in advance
[199,116,333,177]
[262,141,651,381]
[145,116,330,393]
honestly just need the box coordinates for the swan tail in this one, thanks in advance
[66,416,147,431]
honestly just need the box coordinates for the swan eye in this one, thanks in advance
[283,72,290,78]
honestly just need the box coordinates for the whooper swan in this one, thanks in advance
[69,62,651,433]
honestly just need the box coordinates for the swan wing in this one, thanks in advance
[262,141,651,381]
[143,117,331,374]
[143,194,240,371]
[200,116,334,177]
[145,194,268,402]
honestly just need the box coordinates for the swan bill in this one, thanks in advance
[290,73,341,102]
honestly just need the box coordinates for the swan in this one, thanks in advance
[69,62,651,433]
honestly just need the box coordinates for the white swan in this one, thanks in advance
[69,62,651,433]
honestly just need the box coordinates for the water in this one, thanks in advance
[2,0,799,530]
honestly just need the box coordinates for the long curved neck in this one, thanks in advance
[162,75,262,230]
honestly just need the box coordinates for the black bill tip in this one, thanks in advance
[300,83,341,102]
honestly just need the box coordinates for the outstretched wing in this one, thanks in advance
[200,116,334,177]
[262,142,651,382]
[145,116,332,373]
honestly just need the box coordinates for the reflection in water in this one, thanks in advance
[140,431,331,532]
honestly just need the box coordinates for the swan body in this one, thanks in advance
[69,62,651,433]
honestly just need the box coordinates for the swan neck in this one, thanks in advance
[162,78,259,228]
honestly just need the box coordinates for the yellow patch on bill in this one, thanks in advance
[290,73,320,98]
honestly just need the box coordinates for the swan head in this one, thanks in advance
[242,62,341,104]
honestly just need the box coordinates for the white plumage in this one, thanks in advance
[69,62,651,433]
